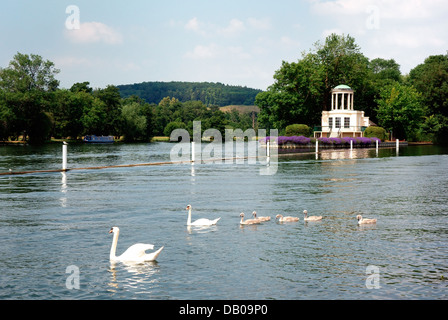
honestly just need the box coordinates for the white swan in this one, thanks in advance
[240,212,261,225]
[252,211,271,222]
[109,227,164,262]
[303,210,322,221]
[186,205,221,226]
[275,214,299,222]
[356,215,377,225]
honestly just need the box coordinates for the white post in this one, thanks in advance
[267,140,270,157]
[315,139,319,153]
[376,139,379,151]
[191,141,195,163]
[62,143,67,171]
[350,140,353,151]
[396,139,399,152]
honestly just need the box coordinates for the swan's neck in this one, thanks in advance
[187,208,192,225]
[240,217,244,224]
[110,231,119,260]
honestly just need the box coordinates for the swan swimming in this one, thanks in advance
[186,205,221,226]
[240,212,261,225]
[252,211,271,222]
[303,210,322,221]
[275,214,299,222]
[109,227,164,262]
[356,215,377,225]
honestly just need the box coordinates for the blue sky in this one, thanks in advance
[1,0,447,90]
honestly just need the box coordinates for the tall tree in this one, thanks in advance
[256,33,370,132]
[376,82,424,140]
[0,53,59,143]
[408,54,448,143]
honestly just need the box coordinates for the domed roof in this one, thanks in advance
[334,84,352,90]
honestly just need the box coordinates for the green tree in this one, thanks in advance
[0,52,60,143]
[255,53,323,131]
[121,102,147,141]
[94,85,122,135]
[376,82,424,140]
[408,54,448,143]
[81,97,107,135]
[314,34,370,111]
[256,34,371,133]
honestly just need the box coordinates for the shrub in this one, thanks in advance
[164,121,187,137]
[364,126,387,141]
[285,124,311,137]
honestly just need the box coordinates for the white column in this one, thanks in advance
[62,143,67,171]
[351,93,354,110]
[335,93,338,110]
[331,93,334,110]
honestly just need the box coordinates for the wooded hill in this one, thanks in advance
[117,81,262,106]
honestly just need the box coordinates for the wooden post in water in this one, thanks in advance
[62,143,67,171]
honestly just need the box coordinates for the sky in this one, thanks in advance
[0,0,447,91]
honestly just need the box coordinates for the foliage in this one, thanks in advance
[0,53,60,143]
[375,82,424,140]
[364,126,387,141]
[285,124,311,137]
[121,102,147,141]
[408,54,448,143]
[117,81,262,106]
[164,121,187,137]
[318,136,379,146]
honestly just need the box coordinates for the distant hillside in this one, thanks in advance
[117,81,262,106]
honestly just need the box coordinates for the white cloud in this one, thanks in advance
[247,17,272,30]
[184,43,251,60]
[309,0,448,72]
[219,19,246,37]
[65,22,123,44]
[184,44,219,59]
[280,36,301,48]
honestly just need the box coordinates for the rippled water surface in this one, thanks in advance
[1,143,447,299]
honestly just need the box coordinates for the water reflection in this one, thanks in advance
[60,172,67,207]
[186,225,218,235]
[108,260,160,294]
[318,148,378,160]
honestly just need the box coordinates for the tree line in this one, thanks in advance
[117,81,262,106]
[255,34,448,143]
[0,53,256,144]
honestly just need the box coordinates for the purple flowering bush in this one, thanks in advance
[260,135,381,147]
[260,135,311,146]
[319,136,380,146]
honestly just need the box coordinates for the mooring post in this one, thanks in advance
[62,143,68,171]
[376,139,379,151]
[396,139,399,152]
[350,140,353,151]
[267,140,270,157]
[315,139,318,153]
[191,141,195,163]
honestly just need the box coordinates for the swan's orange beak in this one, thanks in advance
[109,228,113,233]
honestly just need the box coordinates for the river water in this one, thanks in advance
[0,142,447,300]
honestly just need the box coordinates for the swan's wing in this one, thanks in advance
[120,243,155,259]
[191,218,214,226]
